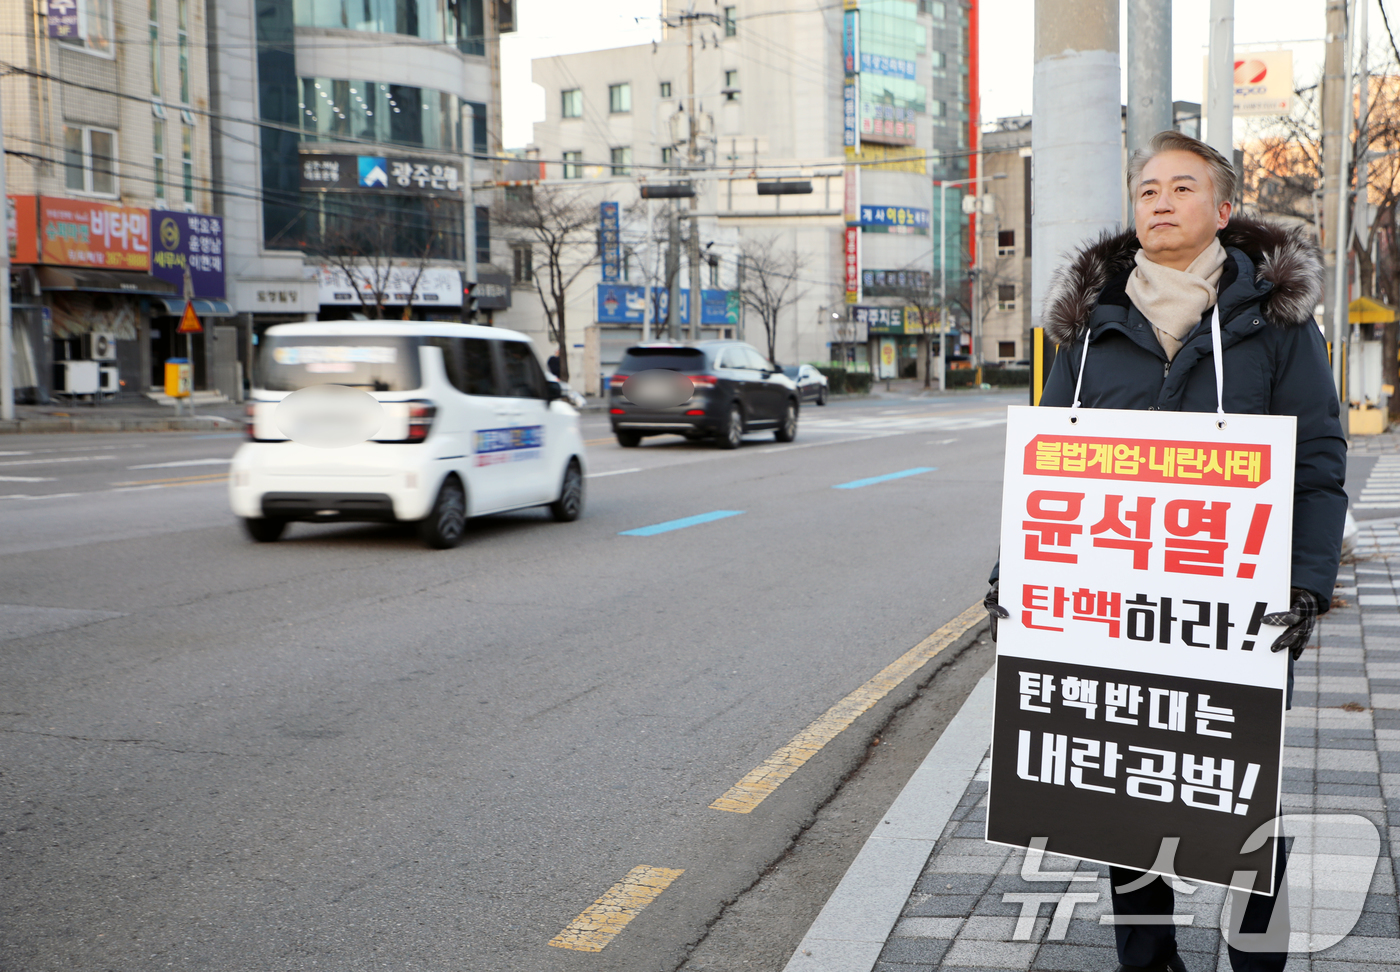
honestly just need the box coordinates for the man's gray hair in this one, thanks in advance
[1126,130,1237,208]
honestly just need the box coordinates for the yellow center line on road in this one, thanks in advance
[710,601,987,814]
[547,865,685,952]
[110,472,230,487]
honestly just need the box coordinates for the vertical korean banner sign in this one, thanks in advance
[987,405,1295,894]
[599,202,620,283]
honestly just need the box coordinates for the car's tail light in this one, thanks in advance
[689,374,718,388]
[610,374,628,388]
[610,407,626,415]
[685,409,705,415]
[405,400,437,442]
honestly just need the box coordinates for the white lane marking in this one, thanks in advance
[126,458,233,469]
[0,476,56,483]
[0,455,116,467]
[0,451,34,457]
[586,467,641,478]
[0,493,81,501]
[0,479,225,502]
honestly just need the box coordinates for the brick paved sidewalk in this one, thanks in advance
[868,529,1400,972]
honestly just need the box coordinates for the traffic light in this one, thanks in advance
[462,280,477,323]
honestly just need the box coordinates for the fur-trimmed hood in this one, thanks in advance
[1042,216,1323,344]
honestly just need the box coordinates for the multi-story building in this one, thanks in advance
[506,0,978,390]
[206,0,507,361]
[2,0,222,401]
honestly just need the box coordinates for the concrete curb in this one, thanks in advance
[0,415,239,434]
[781,669,996,971]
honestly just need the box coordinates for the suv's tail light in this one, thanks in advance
[405,400,437,442]
[689,374,718,388]
[610,374,628,388]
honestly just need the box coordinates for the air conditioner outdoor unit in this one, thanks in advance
[54,360,100,395]
[83,332,119,361]
[99,366,120,393]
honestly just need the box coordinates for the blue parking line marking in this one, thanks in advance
[833,467,936,490]
[620,510,745,536]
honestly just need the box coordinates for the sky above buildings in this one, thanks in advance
[500,1,1377,151]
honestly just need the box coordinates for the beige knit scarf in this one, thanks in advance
[1124,238,1227,360]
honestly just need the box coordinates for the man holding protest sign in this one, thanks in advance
[984,131,1346,972]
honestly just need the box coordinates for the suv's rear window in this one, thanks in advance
[257,335,422,392]
[617,347,707,373]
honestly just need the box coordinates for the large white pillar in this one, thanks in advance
[1126,0,1172,155]
[1031,0,1122,331]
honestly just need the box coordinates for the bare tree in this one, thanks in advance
[737,236,806,364]
[307,200,455,320]
[494,184,598,381]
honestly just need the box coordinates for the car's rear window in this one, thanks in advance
[257,335,422,392]
[617,347,707,373]
[781,365,800,378]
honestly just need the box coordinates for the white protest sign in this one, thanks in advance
[987,405,1295,893]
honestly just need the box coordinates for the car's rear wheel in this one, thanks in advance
[418,475,467,549]
[817,387,828,406]
[716,404,744,449]
[774,401,798,442]
[616,430,642,448]
[243,517,288,543]
[550,460,584,522]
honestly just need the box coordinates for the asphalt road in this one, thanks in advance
[1,393,1015,972]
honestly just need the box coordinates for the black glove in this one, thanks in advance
[984,580,1010,642]
[1262,588,1322,660]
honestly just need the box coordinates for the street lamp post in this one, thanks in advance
[933,174,1004,391]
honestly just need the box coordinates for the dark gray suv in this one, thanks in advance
[608,341,800,449]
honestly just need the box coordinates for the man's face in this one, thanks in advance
[1134,149,1231,269]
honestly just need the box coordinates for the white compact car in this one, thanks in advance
[229,322,587,548]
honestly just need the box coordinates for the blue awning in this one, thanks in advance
[152,297,235,318]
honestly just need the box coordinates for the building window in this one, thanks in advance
[930,50,945,70]
[63,126,117,195]
[709,257,720,287]
[723,6,736,36]
[148,0,161,97]
[475,205,490,262]
[660,81,672,98]
[998,341,1016,358]
[660,146,673,166]
[60,0,113,55]
[293,0,483,50]
[562,151,583,179]
[610,146,632,176]
[512,246,533,284]
[997,284,1016,310]
[922,0,946,17]
[998,230,1016,255]
[152,120,166,201]
[724,70,739,101]
[561,88,582,118]
[608,83,631,114]
[300,78,467,152]
[182,123,194,205]
[177,0,189,103]
[931,100,945,117]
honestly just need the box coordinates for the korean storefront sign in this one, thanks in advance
[842,9,859,74]
[599,202,621,283]
[844,228,860,305]
[45,0,79,38]
[317,266,463,305]
[988,406,1295,893]
[843,78,860,150]
[150,210,225,299]
[6,195,38,263]
[859,204,929,234]
[852,304,902,334]
[861,103,916,146]
[40,197,150,270]
[298,153,463,195]
[596,286,738,326]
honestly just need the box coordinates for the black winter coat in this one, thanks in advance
[1034,217,1347,605]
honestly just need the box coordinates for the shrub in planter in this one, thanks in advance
[816,366,847,394]
[845,371,874,394]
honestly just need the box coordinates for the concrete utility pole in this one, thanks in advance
[462,104,477,323]
[666,206,681,341]
[1322,0,1354,399]
[1126,0,1172,155]
[0,90,12,421]
[1030,0,1121,333]
[1205,0,1235,160]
